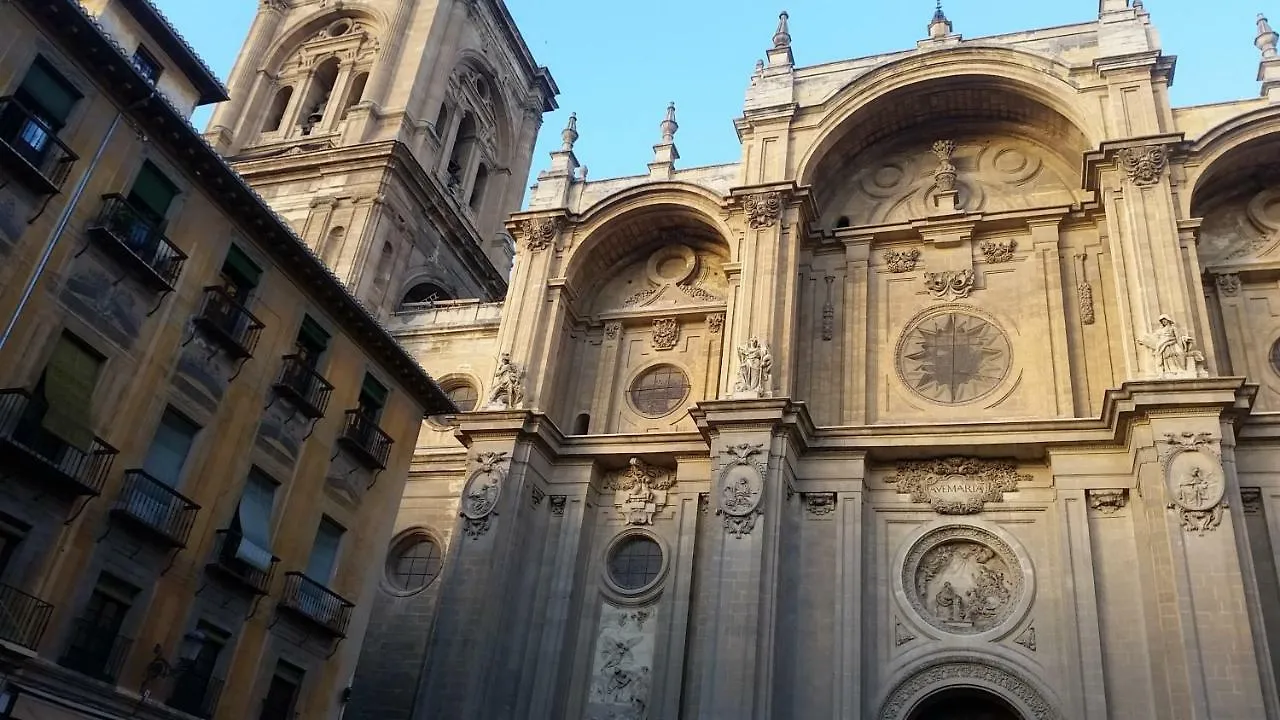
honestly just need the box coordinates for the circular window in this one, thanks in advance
[446,383,479,412]
[629,365,690,417]
[896,309,1012,405]
[387,535,443,592]
[328,20,352,36]
[1270,338,1280,376]
[607,535,663,592]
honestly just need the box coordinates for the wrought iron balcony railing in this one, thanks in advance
[336,410,392,470]
[192,286,264,360]
[272,355,333,419]
[206,530,276,596]
[0,96,77,194]
[110,470,200,548]
[86,194,187,291]
[278,572,354,638]
[58,618,132,683]
[0,582,54,650]
[167,671,223,719]
[0,389,117,497]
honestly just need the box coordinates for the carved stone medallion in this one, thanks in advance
[897,309,1012,405]
[603,458,677,526]
[1159,432,1226,535]
[716,442,766,537]
[651,318,680,351]
[902,525,1025,636]
[890,457,1028,514]
[460,451,508,537]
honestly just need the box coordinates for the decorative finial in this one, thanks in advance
[1258,13,1279,58]
[660,102,678,144]
[1132,0,1143,8]
[928,0,953,39]
[560,112,578,152]
[773,11,791,49]
[755,58,765,74]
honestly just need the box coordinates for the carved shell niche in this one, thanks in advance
[1197,187,1280,266]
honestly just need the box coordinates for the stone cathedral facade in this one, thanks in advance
[210,1,1280,719]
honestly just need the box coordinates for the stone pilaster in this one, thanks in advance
[205,2,286,151]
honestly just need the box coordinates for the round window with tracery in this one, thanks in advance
[629,365,690,417]
[607,536,663,592]
[446,383,479,412]
[386,535,443,592]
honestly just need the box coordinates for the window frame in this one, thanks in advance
[384,530,444,595]
[130,45,164,85]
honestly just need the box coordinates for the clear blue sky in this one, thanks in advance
[158,0,1265,191]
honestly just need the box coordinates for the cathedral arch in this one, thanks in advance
[878,653,1063,720]
[263,85,292,133]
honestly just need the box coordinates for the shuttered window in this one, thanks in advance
[126,161,178,222]
[40,333,103,450]
[232,470,277,572]
[358,373,388,418]
[141,409,199,487]
[305,517,344,584]
[17,58,80,128]
[221,244,262,294]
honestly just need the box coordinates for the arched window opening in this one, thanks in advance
[372,241,395,292]
[835,215,851,229]
[435,103,449,134]
[446,112,477,195]
[469,163,489,211]
[264,86,293,133]
[299,57,340,135]
[400,282,451,307]
[341,72,368,119]
[320,226,345,267]
[573,413,590,435]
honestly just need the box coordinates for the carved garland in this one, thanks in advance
[884,248,921,273]
[1086,489,1129,515]
[923,269,975,300]
[979,240,1017,264]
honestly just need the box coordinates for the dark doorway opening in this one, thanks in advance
[907,688,1023,720]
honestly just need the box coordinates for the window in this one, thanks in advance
[445,383,478,412]
[34,333,104,451]
[445,112,477,189]
[401,282,451,306]
[131,46,163,84]
[434,103,449,133]
[388,534,442,592]
[341,72,367,119]
[0,57,80,164]
[167,623,227,715]
[258,661,303,720]
[573,413,591,435]
[469,163,489,211]
[305,517,345,585]
[628,365,690,417]
[62,574,137,680]
[141,408,199,487]
[219,245,262,301]
[264,87,292,133]
[607,536,663,592]
[126,161,178,225]
[229,469,277,573]
[0,515,30,581]
[357,374,388,420]
[299,57,339,135]
[294,316,330,369]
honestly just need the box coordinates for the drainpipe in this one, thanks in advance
[0,101,137,353]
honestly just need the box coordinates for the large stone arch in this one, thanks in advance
[878,653,1064,720]
[259,5,389,75]
[1185,106,1280,215]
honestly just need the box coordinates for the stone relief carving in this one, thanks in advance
[821,275,835,341]
[615,243,728,311]
[460,451,508,538]
[884,248,921,273]
[979,239,1017,264]
[745,191,783,229]
[1138,314,1209,379]
[651,318,680,351]
[707,312,724,334]
[803,492,837,517]
[1073,253,1096,325]
[1242,488,1263,516]
[1087,489,1129,515]
[897,310,1011,405]
[880,658,1061,720]
[585,603,657,720]
[484,352,525,409]
[931,139,959,193]
[1216,272,1242,297]
[520,217,560,252]
[903,526,1025,636]
[1015,626,1038,652]
[603,458,677,526]
[1118,144,1169,187]
[923,269,975,300]
[604,321,622,339]
[890,457,1029,515]
[1159,432,1226,534]
[732,337,773,398]
[716,442,766,537]
[894,618,917,646]
[550,496,567,516]
[530,485,545,507]
[1196,186,1280,264]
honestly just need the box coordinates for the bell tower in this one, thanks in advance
[203,0,557,311]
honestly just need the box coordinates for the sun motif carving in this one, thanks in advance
[898,311,1011,404]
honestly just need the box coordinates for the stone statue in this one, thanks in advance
[485,352,524,409]
[935,581,964,623]
[1138,314,1210,379]
[733,337,773,397]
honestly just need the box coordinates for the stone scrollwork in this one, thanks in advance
[520,216,561,252]
[745,191,783,229]
[803,492,837,517]
[923,269,975,300]
[880,657,1061,720]
[979,239,1017,264]
[902,526,1025,637]
[1138,314,1209,379]
[651,318,680,351]
[603,458,677,526]
[1159,432,1226,535]
[884,248,921,273]
[890,457,1029,515]
[1118,144,1169,187]
[460,451,509,538]
[716,442,766,537]
[1087,489,1129,515]
[732,337,773,398]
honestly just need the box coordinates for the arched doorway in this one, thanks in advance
[907,688,1023,720]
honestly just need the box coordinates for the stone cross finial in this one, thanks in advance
[1258,14,1278,58]
[773,11,792,49]
[928,0,953,38]
[660,102,678,143]
[560,112,578,152]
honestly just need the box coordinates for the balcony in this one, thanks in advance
[0,583,54,650]
[272,355,333,419]
[167,672,223,719]
[59,619,132,683]
[278,572,353,638]
[192,286,264,360]
[205,530,276,596]
[336,410,392,470]
[0,96,77,195]
[0,389,117,497]
[86,195,187,291]
[109,470,200,548]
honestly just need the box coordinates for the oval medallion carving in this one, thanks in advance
[902,526,1024,636]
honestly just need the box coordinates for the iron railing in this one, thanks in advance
[58,618,132,683]
[337,410,392,470]
[167,672,223,719]
[272,355,333,419]
[279,572,353,637]
[110,470,200,548]
[0,389,117,496]
[0,583,53,650]
[0,95,77,193]
[206,530,276,596]
[87,194,187,291]
[193,286,264,360]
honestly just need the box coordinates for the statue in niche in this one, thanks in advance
[733,337,773,397]
[1138,314,1210,379]
[485,352,524,409]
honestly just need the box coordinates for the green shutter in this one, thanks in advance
[222,244,263,290]
[18,58,80,125]
[359,374,389,410]
[127,162,179,220]
[296,316,330,354]
[40,334,102,451]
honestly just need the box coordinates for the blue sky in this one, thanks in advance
[159,0,1267,191]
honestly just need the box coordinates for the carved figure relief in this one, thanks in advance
[903,526,1025,636]
[1087,489,1129,515]
[603,458,677,526]
[745,191,782,229]
[890,457,1028,514]
[884,248,922,273]
[1138,314,1209,379]
[484,352,525,409]
[897,309,1011,405]
[923,269,975,300]
[1216,272,1242,297]
[651,318,680,351]
[1118,144,1169,187]
[585,604,658,720]
[520,217,560,252]
[716,442,766,537]
[1159,432,1226,534]
[732,337,773,398]
[979,239,1017,264]
[460,451,508,538]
